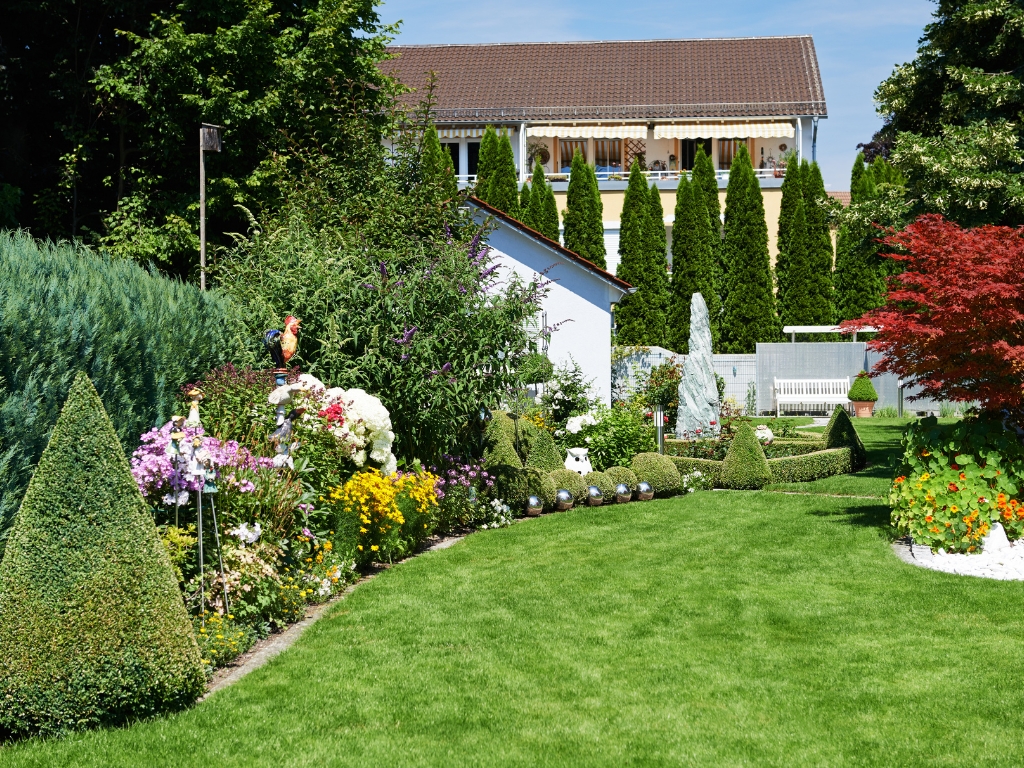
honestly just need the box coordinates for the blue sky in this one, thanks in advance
[379,0,935,190]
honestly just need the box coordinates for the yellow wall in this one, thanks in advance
[554,186,785,265]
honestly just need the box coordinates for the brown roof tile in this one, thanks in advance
[828,190,851,207]
[385,37,826,122]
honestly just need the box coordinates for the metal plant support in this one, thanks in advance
[199,123,223,291]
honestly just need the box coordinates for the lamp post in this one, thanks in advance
[199,123,223,291]
[654,402,665,454]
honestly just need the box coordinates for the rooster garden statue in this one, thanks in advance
[264,315,301,370]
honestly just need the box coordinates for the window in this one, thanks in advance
[594,139,621,171]
[467,142,480,176]
[559,139,586,171]
[677,139,711,171]
[442,143,460,176]
[718,138,745,170]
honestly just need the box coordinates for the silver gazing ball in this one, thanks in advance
[586,485,603,506]
[614,483,632,504]
[554,489,574,511]
[635,481,655,501]
[526,495,543,516]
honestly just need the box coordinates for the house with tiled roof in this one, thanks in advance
[387,37,827,272]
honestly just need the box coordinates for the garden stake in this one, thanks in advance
[196,491,204,627]
[207,495,230,616]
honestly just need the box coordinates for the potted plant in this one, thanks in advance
[847,371,879,417]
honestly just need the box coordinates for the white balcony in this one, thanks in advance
[455,166,784,190]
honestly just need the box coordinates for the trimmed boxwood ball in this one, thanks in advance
[549,469,589,505]
[525,428,564,472]
[721,422,772,489]
[0,373,205,739]
[583,471,616,501]
[630,453,682,496]
[603,466,639,492]
[524,468,557,510]
[847,370,879,402]
[488,464,529,512]
[821,405,867,469]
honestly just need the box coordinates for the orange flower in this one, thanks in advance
[894,476,906,484]
[925,515,934,522]
[948,483,959,492]
[959,472,966,481]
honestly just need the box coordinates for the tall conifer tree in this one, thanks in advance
[541,184,560,243]
[562,150,606,268]
[692,145,723,288]
[835,154,887,321]
[526,161,545,233]
[803,161,835,324]
[615,162,667,345]
[486,131,521,218]
[475,126,498,203]
[720,146,780,352]
[668,176,719,353]
[648,183,667,263]
[778,193,813,325]
[774,157,803,313]
[420,124,459,205]
[519,181,533,227]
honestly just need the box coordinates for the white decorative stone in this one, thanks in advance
[895,523,1024,580]
[565,447,593,476]
[674,293,721,440]
[755,425,774,444]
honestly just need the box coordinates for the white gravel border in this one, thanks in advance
[892,523,1024,581]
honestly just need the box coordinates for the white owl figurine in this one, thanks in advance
[565,447,593,476]
[755,425,774,444]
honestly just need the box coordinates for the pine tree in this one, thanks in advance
[485,131,521,218]
[562,149,607,268]
[614,162,667,345]
[519,181,533,227]
[667,176,719,353]
[774,157,803,313]
[541,184,560,243]
[720,145,780,352]
[803,161,835,324]
[475,125,498,202]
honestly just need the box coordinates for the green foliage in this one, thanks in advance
[777,188,813,325]
[525,429,564,473]
[848,371,879,402]
[562,150,606,267]
[541,184,560,244]
[891,415,1024,552]
[421,124,459,206]
[519,352,554,384]
[821,405,867,469]
[0,232,243,559]
[542,361,598,433]
[577,405,655,471]
[767,448,855,484]
[583,471,616,500]
[549,468,589,504]
[668,176,720,353]
[0,184,21,228]
[484,414,526,469]
[603,466,639,492]
[803,162,835,325]
[668,456,723,488]
[615,162,668,345]
[488,465,528,513]
[720,146,780,352]
[0,373,204,738]
[720,422,772,489]
[524,467,557,509]
[485,131,521,219]
[775,158,803,308]
[630,452,682,497]
[691,145,724,297]
[519,182,533,227]
[648,183,667,263]
[475,126,499,203]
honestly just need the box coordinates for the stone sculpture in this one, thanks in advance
[675,293,721,440]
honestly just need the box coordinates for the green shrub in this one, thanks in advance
[488,465,529,513]
[721,423,772,489]
[0,232,243,559]
[525,428,564,472]
[668,456,723,489]
[549,469,589,505]
[583,471,616,500]
[630,453,682,496]
[874,405,899,418]
[847,371,879,402]
[577,404,655,470]
[604,466,639,491]
[768,448,855,483]
[525,468,557,509]
[821,405,867,469]
[0,373,205,738]
[519,352,554,384]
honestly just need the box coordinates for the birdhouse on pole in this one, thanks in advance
[199,123,223,291]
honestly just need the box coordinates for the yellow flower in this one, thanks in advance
[371,545,379,551]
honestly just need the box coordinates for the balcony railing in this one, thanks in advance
[456,167,783,185]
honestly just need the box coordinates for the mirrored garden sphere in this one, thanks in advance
[555,489,574,510]
[586,485,603,506]
[614,483,632,503]
[526,495,543,516]
[636,481,655,501]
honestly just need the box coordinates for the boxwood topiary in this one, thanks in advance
[669,456,722,489]
[847,371,878,402]
[488,464,529,513]
[603,466,639,492]
[821,405,867,469]
[0,373,205,739]
[630,453,682,496]
[582,471,616,500]
[721,422,772,489]
[768,448,854,483]
[524,467,557,509]
[525,428,564,472]
[549,468,589,504]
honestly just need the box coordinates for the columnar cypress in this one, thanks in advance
[420,124,458,205]
[562,149,607,268]
[667,176,719,353]
[541,184,560,243]
[614,162,667,345]
[691,145,723,288]
[485,131,521,218]
[835,154,886,321]
[849,152,874,204]
[803,161,835,324]
[648,183,667,263]
[519,181,533,227]
[475,126,498,202]
[526,161,545,232]
[774,157,803,312]
[778,193,813,325]
[720,145,780,352]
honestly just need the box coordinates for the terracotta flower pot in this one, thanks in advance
[851,400,875,418]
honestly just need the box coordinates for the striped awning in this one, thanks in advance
[653,122,795,140]
[438,127,485,139]
[526,124,648,139]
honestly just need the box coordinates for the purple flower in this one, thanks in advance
[302,527,313,538]
[458,284,467,294]
[401,354,410,362]
[379,261,388,280]
[392,325,418,346]
[480,265,498,280]
[360,283,377,290]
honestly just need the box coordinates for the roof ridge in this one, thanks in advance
[389,35,814,49]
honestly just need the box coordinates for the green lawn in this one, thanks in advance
[5,417,1023,767]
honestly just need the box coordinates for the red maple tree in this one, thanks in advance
[841,215,1024,413]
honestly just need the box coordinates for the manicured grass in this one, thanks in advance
[5,466,1024,765]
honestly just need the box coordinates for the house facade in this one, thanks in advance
[387,36,828,273]
[468,198,632,406]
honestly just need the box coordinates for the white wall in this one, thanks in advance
[475,210,627,405]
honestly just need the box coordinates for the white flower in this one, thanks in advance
[229,522,262,545]
[162,491,190,506]
[382,454,398,475]
[272,453,294,469]
[353,449,367,466]
[566,413,597,434]
[296,374,325,392]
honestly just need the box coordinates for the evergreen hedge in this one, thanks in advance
[549,468,589,504]
[0,373,204,738]
[525,428,564,472]
[525,467,557,509]
[0,232,242,559]
[487,131,521,218]
[630,452,681,496]
[583,470,616,500]
[821,405,867,468]
[720,422,772,489]
[604,465,639,492]
[519,182,533,227]
[474,126,498,202]
[668,176,720,353]
[526,161,559,241]
[668,456,723,488]
[767,447,855,484]
[562,150,606,267]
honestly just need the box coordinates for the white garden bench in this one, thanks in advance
[773,378,850,417]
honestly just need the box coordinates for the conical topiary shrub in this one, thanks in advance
[0,372,204,738]
[821,405,867,469]
[721,422,772,489]
[525,429,564,472]
[847,371,879,402]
